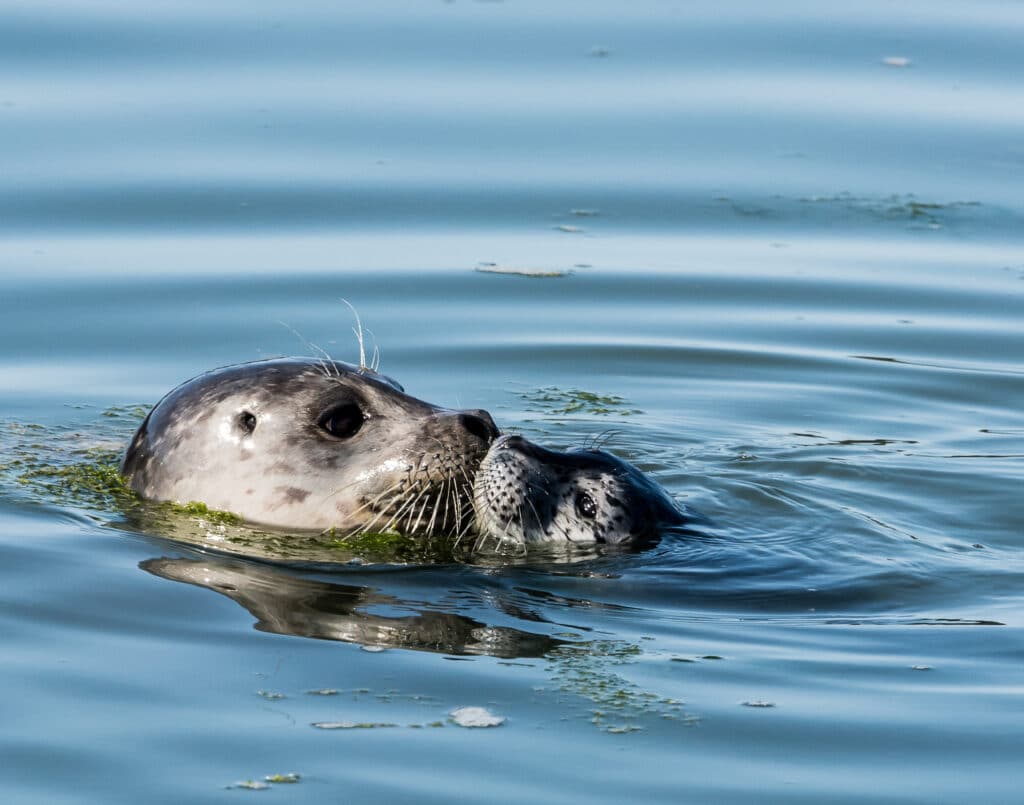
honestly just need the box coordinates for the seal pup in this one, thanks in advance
[121,357,498,536]
[472,434,686,548]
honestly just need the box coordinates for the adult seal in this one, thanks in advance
[121,357,499,536]
[473,434,687,548]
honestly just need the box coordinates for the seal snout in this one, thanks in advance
[490,434,561,464]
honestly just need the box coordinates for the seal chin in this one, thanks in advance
[472,434,685,549]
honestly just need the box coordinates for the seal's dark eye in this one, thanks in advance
[575,492,598,520]
[239,411,257,434]
[319,403,365,439]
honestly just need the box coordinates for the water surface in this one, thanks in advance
[1,2,1023,802]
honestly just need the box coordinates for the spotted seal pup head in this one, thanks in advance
[121,357,498,536]
[472,434,686,548]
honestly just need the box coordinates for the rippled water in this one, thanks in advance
[2,2,1023,802]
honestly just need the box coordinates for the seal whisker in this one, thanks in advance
[352,510,394,537]
[440,489,453,528]
[451,480,473,547]
[387,491,425,533]
[347,498,397,537]
[454,516,475,548]
[388,482,432,535]
[364,327,382,373]
[340,298,368,371]
[277,321,336,379]
[359,483,423,535]
[523,495,547,537]
[529,490,574,543]
[326,478,404,516]
[589,429,620,451]
[450,474,464,532]
[409,488,434,535]
[425,481,444,535]
[455,465,473,520]
[457,472,479,542]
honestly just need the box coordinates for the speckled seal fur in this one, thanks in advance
[121,358,498,536]
[472,434,686,548]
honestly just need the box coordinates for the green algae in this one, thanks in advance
[13,449,137,510]
[264,773,301,784]
[520,387,642,417]
[322,527,470,564]
[100,404,152,420]
[798,192,982,227]
[325,528,417,555]
[475,264,571,278]
[170,501,242,525]
[548,639,693,734]
[10,449,244,528]
[311,721,399,730]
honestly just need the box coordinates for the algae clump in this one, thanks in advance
[520,387,642,417]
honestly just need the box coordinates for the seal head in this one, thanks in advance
[472,434,685,548]
[121,357,498,536]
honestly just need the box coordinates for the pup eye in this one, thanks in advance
[575,492,598,520]
[239,411,257,434]
[319,403,365,439]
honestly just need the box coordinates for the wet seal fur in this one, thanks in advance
[121,358,498,537]
[473,434,686,549]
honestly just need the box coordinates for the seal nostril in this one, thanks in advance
[460,411,499,445]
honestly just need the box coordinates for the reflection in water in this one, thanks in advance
[140,556,562,658]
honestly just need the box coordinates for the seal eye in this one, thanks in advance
[239,411,257,434]
[575,492,598,520]
[319,403,365,439]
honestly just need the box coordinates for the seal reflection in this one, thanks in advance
[140,556,561,658]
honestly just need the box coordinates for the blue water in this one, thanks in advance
[2,2,1023,802]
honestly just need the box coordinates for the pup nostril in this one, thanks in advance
[459,410,500,445]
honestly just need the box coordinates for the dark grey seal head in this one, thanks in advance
[472,434,686,549]
[121,357,498,536]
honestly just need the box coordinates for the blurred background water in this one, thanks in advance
[1,1,1022,802]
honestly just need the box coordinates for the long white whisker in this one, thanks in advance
[409,488,433,535]
[389,481,431,533]
[278,320,335,377]
[425,480,443,535]
[365,327,382,373]
[340,298,367,370]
